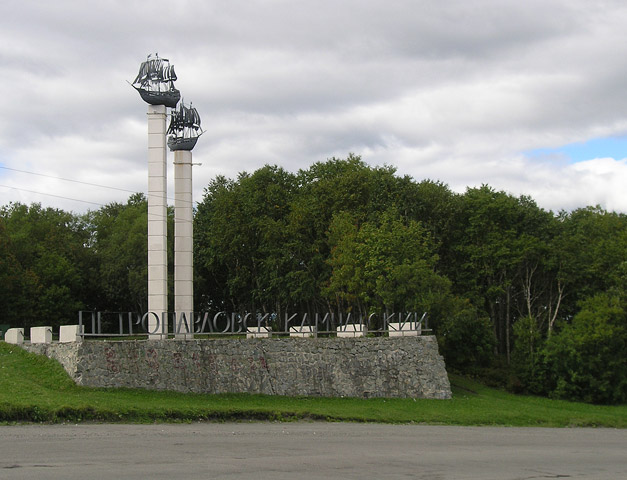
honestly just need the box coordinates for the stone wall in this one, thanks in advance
[22,336,451,399]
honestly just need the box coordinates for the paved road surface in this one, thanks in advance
[0,423,625,479]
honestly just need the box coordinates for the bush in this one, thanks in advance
[436,299,496,372]
[511,316,547,394]
[544,293,627,404]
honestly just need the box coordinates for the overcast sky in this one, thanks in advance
[1,0,626,214]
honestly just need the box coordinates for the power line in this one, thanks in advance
[0,165,199,207]
[0,166,138,194]
[0,184,106,207]
[0,185,196,221]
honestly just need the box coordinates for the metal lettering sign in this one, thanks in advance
[77,311,429,338]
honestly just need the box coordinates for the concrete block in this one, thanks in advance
[289,326,315,338]
[247,327,272,338]
[148,280,168,297]
[176,221,193,238]
[175,265,194,281]
[148,265,168,281]
[147,249,167,266]
[59,325,84,343]
[174,247,193,263]
[148,162,166,178]
[175,281,193,298]
[30,326,53,344]
[148,132,166,148]
[387,322,420,337]
[5,328,24,344]
[336,324,365,337]
[148,118,166,133]
[148,220,167,237]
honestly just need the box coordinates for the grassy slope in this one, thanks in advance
[1,342,625,426]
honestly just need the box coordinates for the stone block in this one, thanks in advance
[247,327,272,338]
[174,265,194,281]
[59,325,83,343]
[336,324,365,337]
[148,131,166,148]
[387,322,420,337]
[21,336,453,399]
[30,326,52,344]
[176,221,193,238]
[5,328,24,344]
[148,220,167,238]
[289,326,315,338]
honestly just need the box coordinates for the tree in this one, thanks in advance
[0,203,90,328]
[85,193,152,313]
[544,290,627,404]
[0,217,38,328]
[194,166,298,315]
[437,297,496,371]
[450,186,560,362]
[325,210,451,318]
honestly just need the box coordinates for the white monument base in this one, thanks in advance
[59,325,83,343]
[289,326,315,338]
[247,327,272,338]
[30,326,52,344]
[5,328,24,344]
[387,322,420,337]
[336,324,365,337]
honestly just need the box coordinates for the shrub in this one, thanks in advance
[437,298,496,372]
[544,293,627,404]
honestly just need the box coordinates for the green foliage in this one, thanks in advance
[544,292,627,404]
[326,210,450,316]
[194,166,298,313]
[0,203,90,328]
[511,316,546,394]
[85,193,151,313]
[2,156,627,404]
[436,298,496,371]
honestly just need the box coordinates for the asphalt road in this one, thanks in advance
[0,423,625,479]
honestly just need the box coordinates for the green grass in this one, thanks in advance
[1,342,625,426]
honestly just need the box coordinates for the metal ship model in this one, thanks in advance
[131,54,181,108]
[167,102,203,151]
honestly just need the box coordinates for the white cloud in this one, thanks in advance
[2,0,627,213]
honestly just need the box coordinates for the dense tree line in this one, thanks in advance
[1,156,625,403]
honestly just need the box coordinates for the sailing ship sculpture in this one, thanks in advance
[131,54,181,108]
[132,54,202,338]
[167,102,203,151]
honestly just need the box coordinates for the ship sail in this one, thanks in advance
[167,102,203,151]
[131,54,181,108]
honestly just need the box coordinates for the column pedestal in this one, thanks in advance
[174,150,194,339]
[147,104,168,339]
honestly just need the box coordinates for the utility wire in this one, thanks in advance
[0,184,106,207]
[0,165,199,207]
[0,184,191,223]
[0,166,140,194]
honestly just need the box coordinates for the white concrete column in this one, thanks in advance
[147,104,168,339]
[174,150,194,339]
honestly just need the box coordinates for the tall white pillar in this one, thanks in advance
[174,150,194,339]
[147,104,168,339]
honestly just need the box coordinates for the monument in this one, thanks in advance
[132,54,200,340]
[167,102,203,338]
[12,55,452,402]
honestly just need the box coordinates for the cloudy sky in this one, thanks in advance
[1,0,626,214]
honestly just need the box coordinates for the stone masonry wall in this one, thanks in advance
[23,336,451,399]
